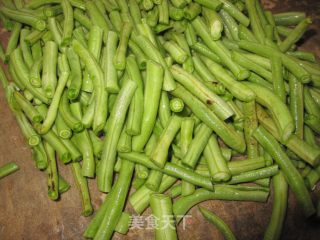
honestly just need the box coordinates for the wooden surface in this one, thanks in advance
[1,1,320,239]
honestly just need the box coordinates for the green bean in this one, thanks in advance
[145,169,163,191]
[170,183,182,198]
[60,0,74,47]
[232,51,272,82]
[163,41,188,64]
[270,54,286,103]
[279,18,311,52]
[192,54,217,83]
[221,0,249,26]
[156,0,168,24]
[85,0,109,37]
[94,160,134,240]
[1,6,46,31]
[171,65,234,120]
[38,71,69,134]
[31,142,48,169]
[173,187,269,222]
[194,0,222,10]
[112,22,132,70]
[72,39,108,133]
[287,74,304,139]
[244,82,293,143]
[192,17,249,80]
[201,56,255,101]
[13,91,43,124]
[72,129,95,177]
[171,84,245,153]
[117,126,132,153]
[55,113,71,139]
[245,0,265,43]
[274,11,306,26]
[168,3,184,21]
[19,29,34,69]
[70,162,93,216]
[42,129,72,164]
[0,162,19,179]
[238,24,257,42]
[84,205,131,239]
[0,11,14,31]
[146,6,159,27]
[47,17,62,46]
[159,91,171,127]
[169,98,184,113]
[128,40,147,69]
[256,105,320,166]
[151,115,182,168]
[126,55,144,135]
[127,0,141,24]
[204,134,232,182]
[182,123,211,168]
[199,207,236,240]
[263,172,288,240]
[183,2,200,20]
[120,152,214,190]
[43,5,62,17]
[42,41,58,99]
[29,58,42,88]
[180,117,195,196]
[59,91,83,132]
[44,141,59,200]
[101,31,119,93]
[287,51,316,63]
[239,40,311,83]
[253,126,315,217]
[98,80,137,192]
[191,43,221,64]
[109,10,122,32]
[132,61,164,151]
[150,194,178,240]
[243,101,259,158]
[73,9,92,30]
[226,157,265,175]
[5,22,22,63]
[220,9,239,41]
[132,34,176,91]
[304,87,320,119]
[129,174,177,214]
[65,48,81,99]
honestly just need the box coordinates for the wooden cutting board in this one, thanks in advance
[1,0,320,239]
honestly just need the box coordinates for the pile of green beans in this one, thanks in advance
[0,0,319,239]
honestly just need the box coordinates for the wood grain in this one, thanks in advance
[1,1,320,239]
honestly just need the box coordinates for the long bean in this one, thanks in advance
[132,61,164,151]
[253,126,315,217]
[199,207,236,240]
[0,162,19,179]
[97,80,137,192]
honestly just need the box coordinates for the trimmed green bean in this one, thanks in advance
[98,80,137,192]
[0,162,19,179]
[126,54,144,135]
[173,187,269,222]
[94,160,134,240]
[274,11,306,26]
[244,82,293,143]
[1,6,46,31]
[132,61,164,151]
[171,84,246,153]
[171,65,234,120]
[150,194,178,240]
[253,126,315,217]
[199,207,236,240]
